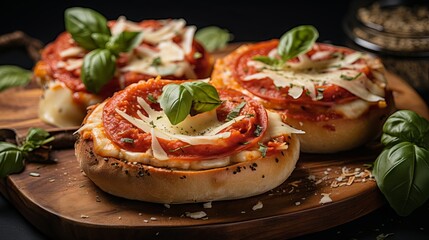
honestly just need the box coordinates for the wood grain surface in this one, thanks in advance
[0,44,428,240]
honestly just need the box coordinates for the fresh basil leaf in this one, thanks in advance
[91,33,111,49]
[0,142,24,178]
[106,31,144,55]
[373,142,429,216]
[65,7,111,50]
[81,49,117,93]
[0,65,32,92]
[182,81,222,114]
[21,128,54,152]
[252,56,281,66]
[195,26,233,52]
[381,110,429,149]
[278,25,318,61]
[226,101,246,121]
[159,84,193,125]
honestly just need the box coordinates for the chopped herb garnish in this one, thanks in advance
[156,116,163,120]
[227,101,247,121]
[340,72,362,81]
[254,124,263,137]
[151,57,162,67]
[121,138,134,143]
[258,142,268,158]
[147,94,157,103]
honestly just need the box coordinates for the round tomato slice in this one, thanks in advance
[233,40,363,107]
[102,79,268,160]
[40,20,211,97]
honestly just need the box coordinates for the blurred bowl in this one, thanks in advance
[343,0,429,104]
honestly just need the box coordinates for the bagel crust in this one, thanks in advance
[74,79,302,204]
[75,135,300,204]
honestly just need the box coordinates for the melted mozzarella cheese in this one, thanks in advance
[59,47,85,58]
[38,81,90,127]
[244,51,386,103]
[79,98,302,170]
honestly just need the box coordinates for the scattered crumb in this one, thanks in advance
[143,219,149,223]
[252,201,263,211]
[185,211,207,219]
[164,204,171,209]
[95,196,101,202]
[295,202,301,206]
[138,213,142,216]
[118,216,122,220]
[80,214,89,219]
[288,180,301,187]
[150,217,157,221]
[29,172,40,177]
[48,179,55,182]
[241,211,246,214]
[319,193,333,204]
[307,175,316,181]
[203,201,212,209]
[376,233,394,240]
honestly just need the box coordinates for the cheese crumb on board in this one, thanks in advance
[252,201,263,210]
[185,211,207,219]
[203,201,212,209]
[319,193,333,204]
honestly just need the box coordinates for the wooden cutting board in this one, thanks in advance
[0,44,428,240]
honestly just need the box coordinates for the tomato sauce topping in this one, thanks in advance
[233,40,369,107]
[102,79,269,160]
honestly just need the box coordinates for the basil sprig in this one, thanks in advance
[253,25,319,67]
[81,49,117,93]
[373,110,429,216]
[0,65,32,92]
[65,7,143,93]
[195,26,233,52]
[0,128,54,178]
[159,81,222,125]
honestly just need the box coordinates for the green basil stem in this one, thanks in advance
[0,128,54,178]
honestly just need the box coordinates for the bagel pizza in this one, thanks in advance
[75,77,302,203]
[34,7,212,127]
[211,25,394,153]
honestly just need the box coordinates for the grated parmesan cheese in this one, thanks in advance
[252,201,264,210]
[185,211,207,219]
[319,193,333,204]
[203,201,212,209]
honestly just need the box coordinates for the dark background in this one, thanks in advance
[1,1,429,240]
[0,0,351,69]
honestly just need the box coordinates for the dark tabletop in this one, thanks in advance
[1,1,428,239]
